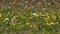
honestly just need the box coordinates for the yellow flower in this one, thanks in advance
[26,22,30,25]
[5,18,9,20]
[36,14,40,17]
[45,19,48,22]
[10,22,16,26]
[30,25,33,27]
[32,13,40,17]
[45,16,50,22]
[51,14,57,20]
[50,22,54,25]
[46,22,55,26]
[32,13,36,15]
[46,23,50,26]
[12,23,15,26]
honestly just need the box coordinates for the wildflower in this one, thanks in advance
[35,14,40,17]
[46,23,50,26]
[41,14,45,16]
[32,13,36,16]
[51,14,57,20]
[32,13,40,17]
[11,18,14,21]
[26,22,29,25]
[12,23,16,26]
[11,22,16,26]
[50,22,54,25]
[11,18,16,22]
[46,16,50,19]
[45,15,50,20]
[30,25,33,27]
[5,18,9,20]
[45,19,48,22]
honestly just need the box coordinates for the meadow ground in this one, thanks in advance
[0,0,60,34]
